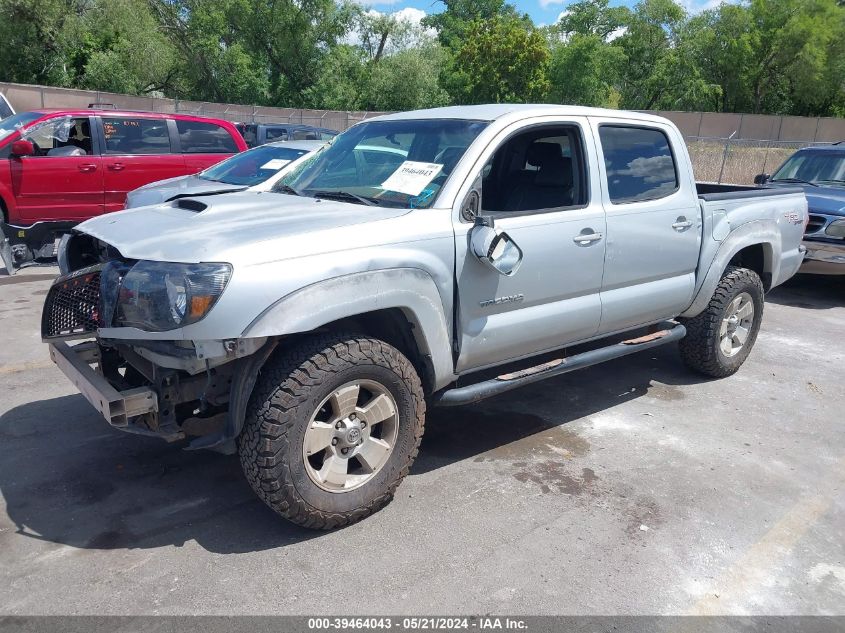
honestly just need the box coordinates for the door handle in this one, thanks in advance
[78,163,97,173]
[573,232,603,245]
[672,218,693,231]
[108,163,125,171]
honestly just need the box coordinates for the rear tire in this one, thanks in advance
[679,266,764,378]
[238,334,425,529]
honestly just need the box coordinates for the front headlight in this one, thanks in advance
[825,219,845,238]
[114,261,232,331]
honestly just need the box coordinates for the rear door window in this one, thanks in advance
[598,126,678,203]
[102,117,171,154]
[264,127,289,142]
[291,129,320,140]
[176,120,238,154]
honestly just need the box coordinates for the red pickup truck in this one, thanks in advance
[0,109,247,268]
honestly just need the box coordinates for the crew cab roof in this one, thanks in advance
[370,104,673,126]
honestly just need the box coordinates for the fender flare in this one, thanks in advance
[242,267,456,390]
[681,220,778,318]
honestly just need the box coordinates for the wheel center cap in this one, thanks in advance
[346,427,361,444]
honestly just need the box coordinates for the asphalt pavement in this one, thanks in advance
[0,266,843,615]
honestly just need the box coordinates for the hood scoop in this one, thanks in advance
[173,198,208,213]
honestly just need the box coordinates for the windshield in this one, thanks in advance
[279,119,489,208]
[0,111,42,144]
[199,144,317,185]
[771,151,845,186]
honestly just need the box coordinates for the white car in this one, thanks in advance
[124,139,326,208]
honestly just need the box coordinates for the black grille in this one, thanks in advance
[806,214,827,234]
[41,266,102,339]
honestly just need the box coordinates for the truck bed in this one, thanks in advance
[696,182,804,201]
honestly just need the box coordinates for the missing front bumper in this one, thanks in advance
[48,340,170,435]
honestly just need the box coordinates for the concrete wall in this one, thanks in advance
[4,81,845,140]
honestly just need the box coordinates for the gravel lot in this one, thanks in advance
[1,266,843,615]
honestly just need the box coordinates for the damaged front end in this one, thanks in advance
[42,237,265,453]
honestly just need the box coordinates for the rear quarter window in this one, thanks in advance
[176,120,238,154]
[599,125,679,204]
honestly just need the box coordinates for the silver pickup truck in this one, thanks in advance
[42,105,807,529]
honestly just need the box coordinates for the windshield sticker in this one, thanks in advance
[409,186,437,209]
[381,161,443,196]
[261,158,291,170]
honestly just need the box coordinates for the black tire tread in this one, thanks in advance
[237,333,425,530]
[679,265,764,378]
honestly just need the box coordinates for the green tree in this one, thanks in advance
[556,0,630,39]
[614,0,686,109]
[70,0,179,95]
[423,0,527,50]
[0,0,82,86]
[363,43,451,110]
[684,4,755,112]
[147,0,269,103]
[453,16,550,104]
[547,33,625,107]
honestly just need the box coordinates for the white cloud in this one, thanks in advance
[393,7,428,26]
[678,0,733,14]
[606,26,626,41]
[345,6,435,48]
[355,0,404,5]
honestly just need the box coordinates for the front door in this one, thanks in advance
[454,120,607,373]
[590,120,702,334]
[10,115,103,223]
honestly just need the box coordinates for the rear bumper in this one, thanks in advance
[48,340,166,433]
[800,240,845,275]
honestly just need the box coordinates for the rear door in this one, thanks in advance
[175,119,241,173]
[98,116,186,212]
[454,118,607,372]
[10,114,104,223]
[590,119,701,334]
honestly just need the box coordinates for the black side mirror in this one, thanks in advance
[753,173,771,185]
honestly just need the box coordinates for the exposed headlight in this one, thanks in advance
[825,219,845,238]
[114,261,232,331]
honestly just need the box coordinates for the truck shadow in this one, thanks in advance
[0,344,702,554]
[766,274,845,310]
[416,343,701,473]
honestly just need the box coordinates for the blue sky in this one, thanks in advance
[360,0,726,28]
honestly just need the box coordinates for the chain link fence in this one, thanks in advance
[685,136,835,185]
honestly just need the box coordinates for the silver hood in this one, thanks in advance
[125,175,248,208]
[77,191,410,263]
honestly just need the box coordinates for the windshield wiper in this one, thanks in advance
[770,177,819,187]
[309,190,377,206]
[275,183,303,196]
[815,179,845,186]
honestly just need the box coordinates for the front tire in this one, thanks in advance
[238,334,425,529]
[679,266,765,378]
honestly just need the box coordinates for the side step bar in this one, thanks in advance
[433,322,687,407]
